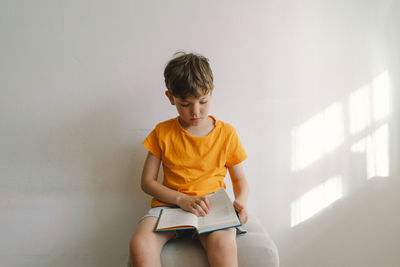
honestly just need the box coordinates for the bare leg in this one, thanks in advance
[198,228,238,267]
[129,217,174,267]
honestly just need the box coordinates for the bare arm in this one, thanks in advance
[141,152,209,216]
[228,162,249,224]
[140,151,181,205]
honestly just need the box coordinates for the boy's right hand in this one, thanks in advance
[177,195,210,217]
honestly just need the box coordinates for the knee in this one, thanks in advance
[214,237,237,255]
[129,234,150,266]
[204,232,238,267]
[130,234,144,254]
[207,230,237,256]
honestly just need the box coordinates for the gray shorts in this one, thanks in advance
[139,206,247,237]
[140,206,176,222]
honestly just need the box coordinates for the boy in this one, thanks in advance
[130,52,249,267]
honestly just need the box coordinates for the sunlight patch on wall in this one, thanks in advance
[291,103,344,171]
[349,70,391,180]
[289,70,391,228]
[290,176,343,227]
[351,124,390,179]
[348,71,391,135]
[349,85,371,135]
[372,71,390,121]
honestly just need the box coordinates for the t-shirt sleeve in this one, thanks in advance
[142,128,161,159]
[226,127,248,167]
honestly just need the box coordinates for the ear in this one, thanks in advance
[165,90,176,105]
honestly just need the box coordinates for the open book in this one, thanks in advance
[154,188,241,234]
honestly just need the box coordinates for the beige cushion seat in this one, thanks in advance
[128,215,279,267]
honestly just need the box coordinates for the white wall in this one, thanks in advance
[0,0,399,266]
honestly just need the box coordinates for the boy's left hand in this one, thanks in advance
[233,200,248,224]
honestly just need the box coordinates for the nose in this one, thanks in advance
[191,103,200,117]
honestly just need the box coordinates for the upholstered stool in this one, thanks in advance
[128,215,279,267]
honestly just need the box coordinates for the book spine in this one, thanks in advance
[153,209,164,231]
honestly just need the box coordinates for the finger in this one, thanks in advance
[192,202,206,216]
[233,201,243,211]
[190,206,200,217]
[194,201,207,216]
[242,215,248,224]
[197,200,209,215]
[239,210,248,224]
[195,198,208,212]
[201,196,210,210]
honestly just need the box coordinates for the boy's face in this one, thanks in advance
[166,90,212,128]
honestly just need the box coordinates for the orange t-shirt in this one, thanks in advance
[143,116,247,207]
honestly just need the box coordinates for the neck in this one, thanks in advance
[178,116,215,137]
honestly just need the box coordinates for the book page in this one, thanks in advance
[197,189,241,233]
[155,208,198,230]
